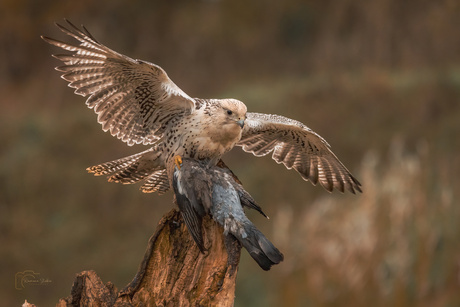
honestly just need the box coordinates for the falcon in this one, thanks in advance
[42,20,362,194]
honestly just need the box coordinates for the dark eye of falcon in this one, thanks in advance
[227,110,233,115]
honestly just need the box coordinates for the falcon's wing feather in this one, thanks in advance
[42,20,195,146]
[237,112,362,194]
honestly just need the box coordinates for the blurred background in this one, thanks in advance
[1,0,460,306]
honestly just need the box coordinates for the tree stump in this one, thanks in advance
[56,209,242,307]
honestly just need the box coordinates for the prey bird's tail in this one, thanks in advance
[87,146,170,194]
[224,217,284,271]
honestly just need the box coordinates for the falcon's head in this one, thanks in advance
[210,98,247,146]
[219,99,247,129]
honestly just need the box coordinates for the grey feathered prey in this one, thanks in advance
[41,20,362,195]
[170,156,283,271]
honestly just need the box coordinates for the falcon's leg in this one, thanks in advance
[174,155,183,170]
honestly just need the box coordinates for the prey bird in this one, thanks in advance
[170,156,284,270]
[41,20,361,195]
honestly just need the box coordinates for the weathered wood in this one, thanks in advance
[56,209,241,307]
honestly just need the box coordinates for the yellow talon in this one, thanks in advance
[174,155,183,170]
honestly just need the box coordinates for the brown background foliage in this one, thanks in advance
[1,0,460,306]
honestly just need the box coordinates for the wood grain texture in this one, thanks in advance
[56,209,241,307]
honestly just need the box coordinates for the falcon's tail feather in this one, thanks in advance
[86,150,147,177]
[140,169,170,194]
[87,147,169,193]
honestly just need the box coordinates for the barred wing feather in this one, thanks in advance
[42,20,195,146]
[237,113,362,193]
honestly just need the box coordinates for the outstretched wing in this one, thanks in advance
[237,113,362,194]
[42,20,195,146]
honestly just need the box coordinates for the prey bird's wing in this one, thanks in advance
[42,20,195,146]
[215,161,268,218]
[237,112,362,194]
[172,166,206,253]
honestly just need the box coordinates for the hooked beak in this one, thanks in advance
[237,119,245,128]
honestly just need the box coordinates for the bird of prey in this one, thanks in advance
[170,156,284,270]
[42,20,362,194]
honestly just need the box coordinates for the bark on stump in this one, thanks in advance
[56,209,241,307]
